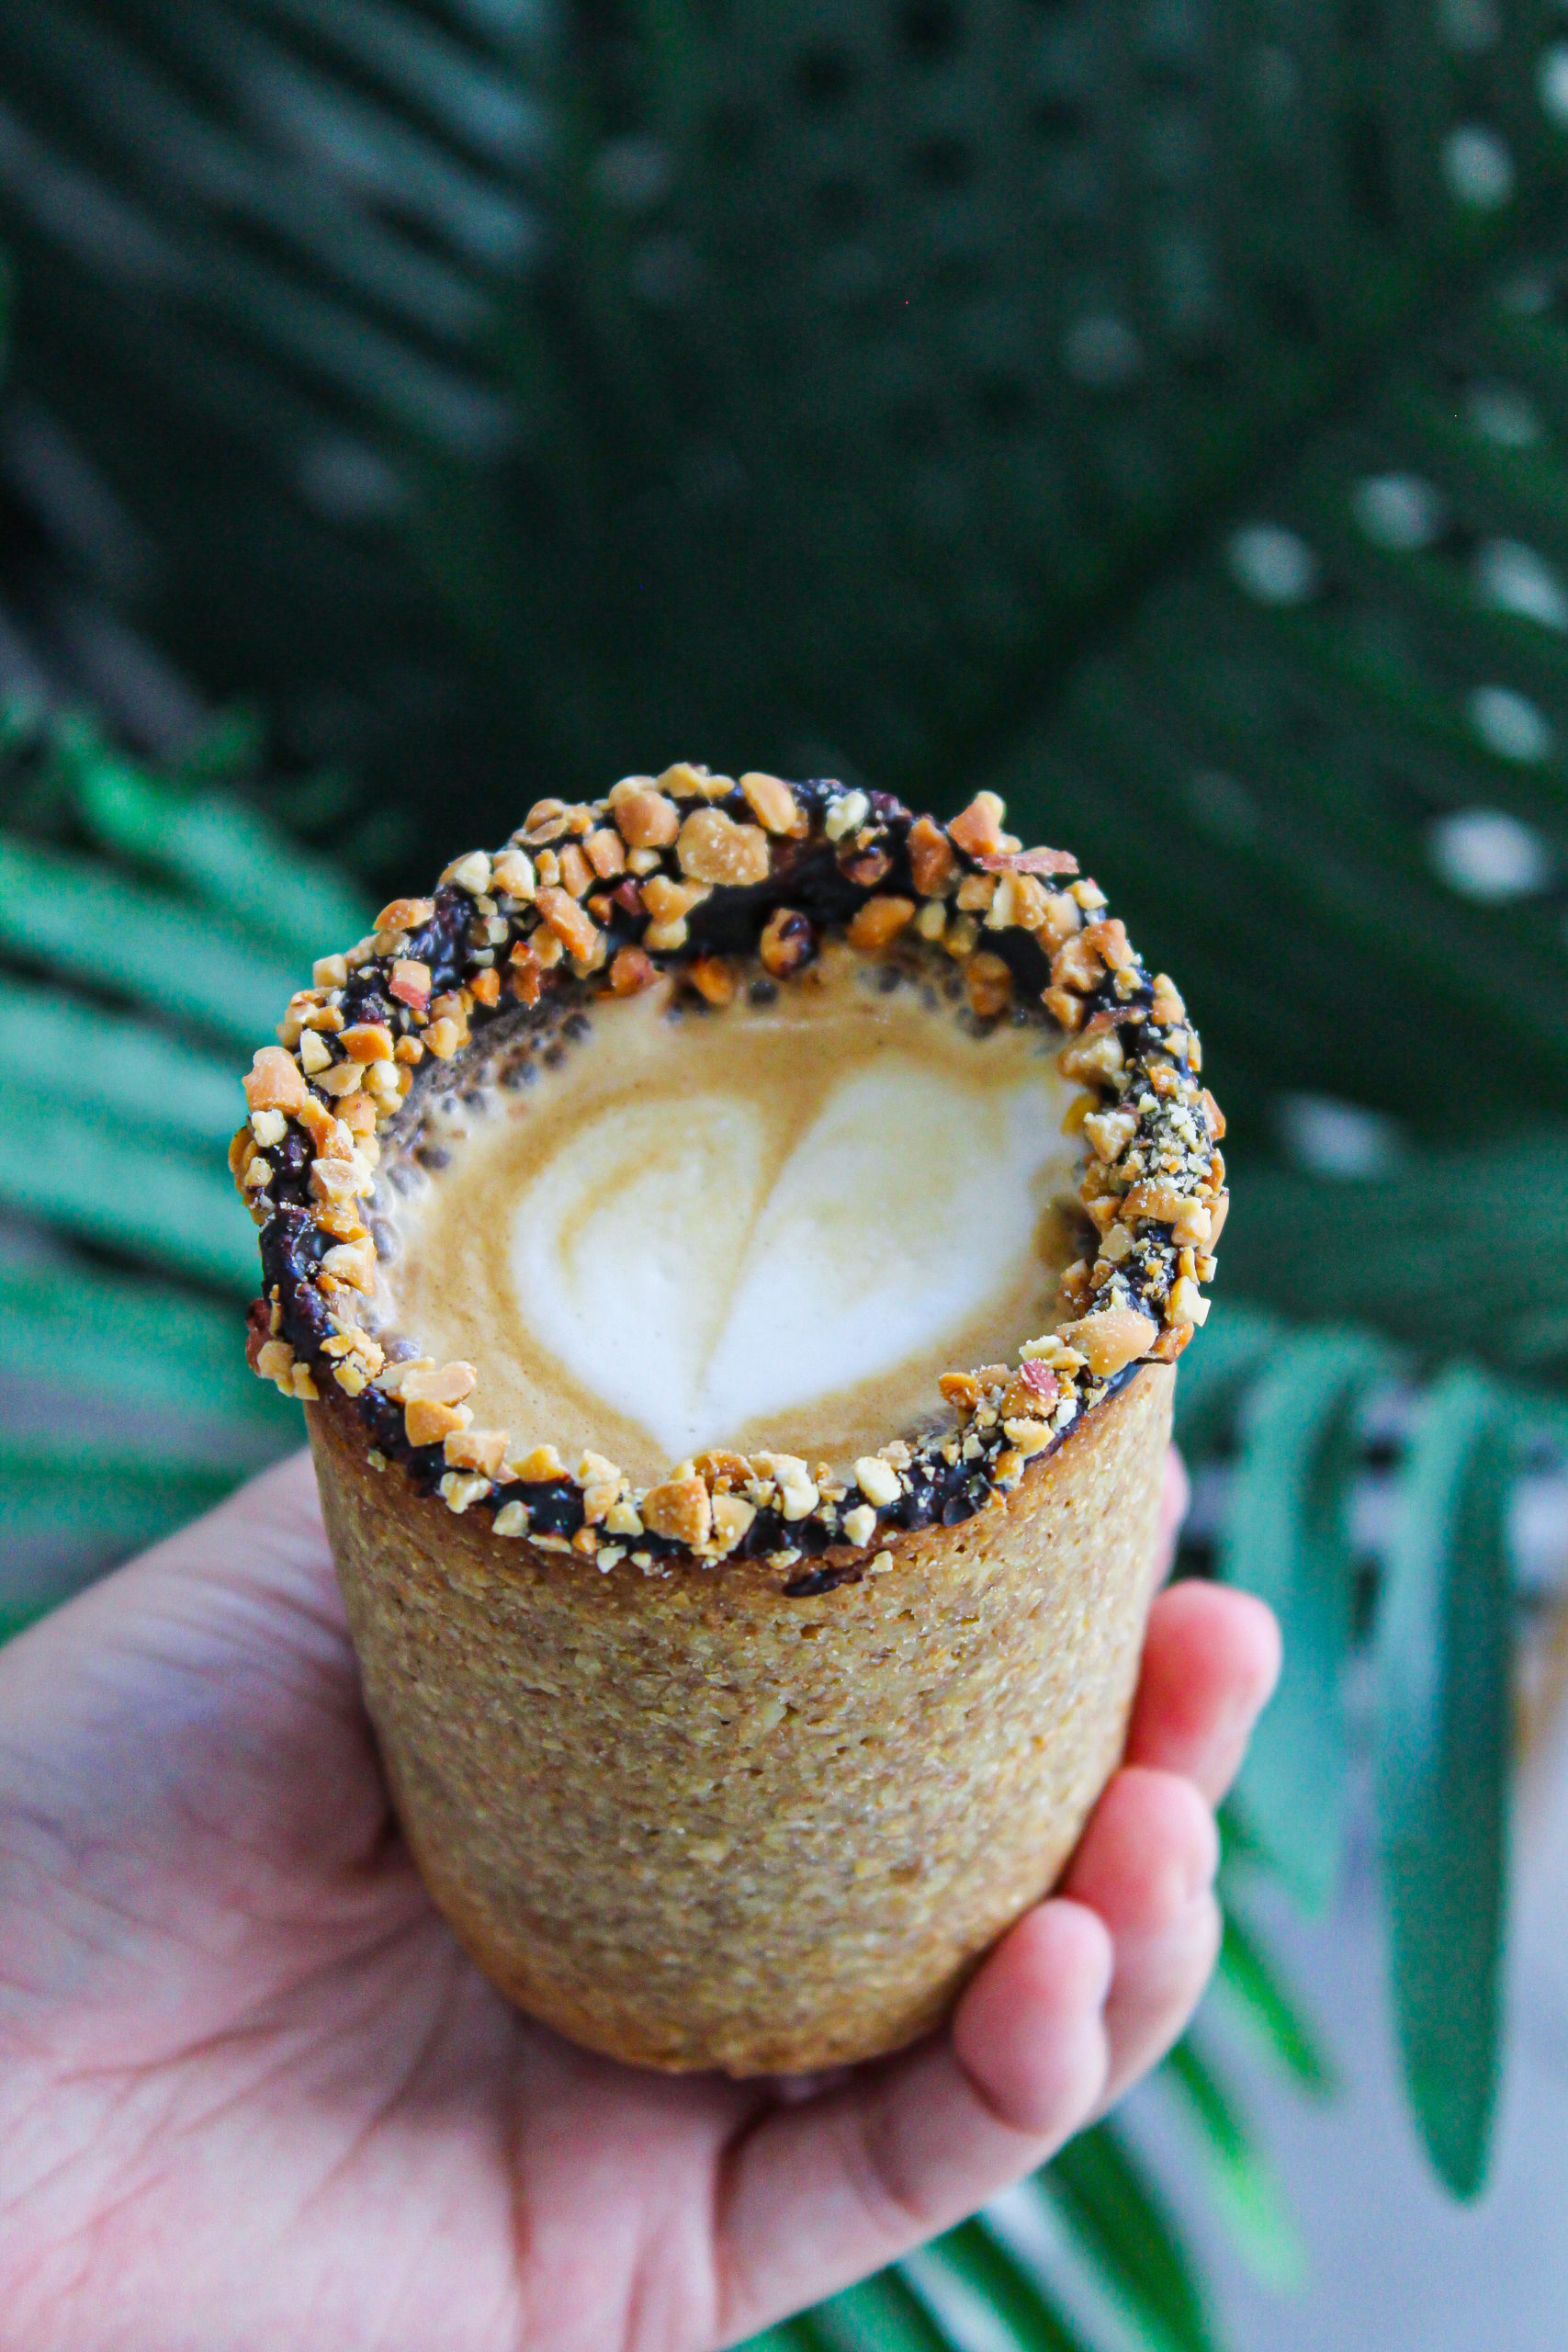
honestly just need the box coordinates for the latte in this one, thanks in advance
[372,948,1084,1483]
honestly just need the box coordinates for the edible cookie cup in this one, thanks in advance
[234,768,1227,2075]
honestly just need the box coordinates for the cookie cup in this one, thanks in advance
[309,1359,1172,2075]
[237,767,1225,2076]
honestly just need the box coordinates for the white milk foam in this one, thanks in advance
[376,956,1081,1480]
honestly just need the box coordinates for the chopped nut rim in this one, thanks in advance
[236,768,1224,1589]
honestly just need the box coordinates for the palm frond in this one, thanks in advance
[1161,2035,1304,2292]
[0,708,355,1602]
[1375,1364,1512,2199]
[1212,1899,1337,2101]
[1218,1329,1389,1911]
[1043,2121,1215,2352]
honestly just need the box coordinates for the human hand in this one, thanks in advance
[0,1447,1277,2352]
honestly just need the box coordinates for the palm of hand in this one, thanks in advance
[0,1454,1275,2352]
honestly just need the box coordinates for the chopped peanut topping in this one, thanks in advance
[555,842,591,899]
[536,886,599,961]
[440,1470,492,1514]
[677,807,772,888]
[341,1022,393,1063]
[398,1361,478,1408]
[508,940,545,1005]
[609,945,660,994]
[512,1443,566,1482]
[1050,932,1103,992]
[853,1455,901,1508]
[491,849,536,899]
[1058,1028,1124,1084]
[964,951,1012,1018]
[389,958,432,1009]
[739,771,808,836]
[1033,891,1081,954]
[445,1428,509,1476]
[658,761,728,799]
[847,896,916,951]
[517,798,573,844]
[443,850,491,896]
[1168,1276,1210,1328]
[1083,1107,1138,1164]
[1001,1362,1060,1419]
[375,897,435,934]
[823,790,870,841]
[759,906,814,978]
[641,873,710,924]
[319,1238,376,1290]
[1150,973,1187,1024]
[709,1494,757,1552]
[908,815,956,897]
[689,955,736,1006]
[310,1156,370,1204]
[753,1453,819,1521]
[243,1046,309,1114]
[254,1339,296,1389]
[1082,917,1134,973]
[1062,1306,1157,1377]
[948,791,1010,858]
[582,827,627,879]
[405,1396,468,1447]
[642,1476,713,1548]
[976,844,1078,876]
[692,1449,753,1490]
[614,789,681,849]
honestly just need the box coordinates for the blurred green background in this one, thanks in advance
[5,5,1568,2346]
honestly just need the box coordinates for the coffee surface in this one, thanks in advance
[373,954,1082,1480]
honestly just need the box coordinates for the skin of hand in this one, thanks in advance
[0,1447,1277,2352]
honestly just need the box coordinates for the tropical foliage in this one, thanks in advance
[5,1,1568,2343]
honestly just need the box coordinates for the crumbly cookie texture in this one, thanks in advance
[234,769,1225,1585]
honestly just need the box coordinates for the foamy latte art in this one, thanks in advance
[372,948,1083,1481]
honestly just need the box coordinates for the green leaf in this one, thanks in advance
[1219,1330,1388,1910]
[0,1080,256,1291]
[1217,1138,1568,1377]
[905,2222,1089,2352]
[1162,2035,1304,2290]
[1375,1363,1513,2199]
[0,833,300,1047]
[62,727,371,960]
[1213,1902,1337,2099]
[0,1446,238,1600]
[0,975,242,1147]
[802,2272,950,2352]
[0,1258,282,1429]
[1045,2121,1215,2352]
[1170,1299,1280,1458]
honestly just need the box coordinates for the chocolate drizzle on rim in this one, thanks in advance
[234,768,1227,1588]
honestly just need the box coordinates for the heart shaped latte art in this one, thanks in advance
[508,1056,1054,1461]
